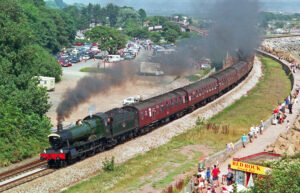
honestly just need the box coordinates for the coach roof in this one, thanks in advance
[183,77,217,93]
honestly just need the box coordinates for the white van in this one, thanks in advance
[36,76,55,91]
[107,55,123,63]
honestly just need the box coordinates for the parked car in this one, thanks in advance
[70,56,80,63]
[90,46,100,53]
[124,53,135,60]
[123,96,141,106]
[82,55,90,60]
[108,55,123,63]
[58,58,66,65]
[76,42,83,46]
[61,60,72,67]
[95,51,108,59]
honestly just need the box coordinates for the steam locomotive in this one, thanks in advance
[41,59,253,167]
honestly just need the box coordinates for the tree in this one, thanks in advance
[106,3,120,27]
[85,26,126,54]
[250,159,300,193]
[124,18,141,37]
[0,0,58,166]
[165,29,179,43]
[149,32,161,43]
[275,21,284,28]
[133,28,149,39]
[188,18,193,25]
[138,8,147,24]
[93,4,102,23]
[118,7,140,26]
[149,16,168,26]
[163,22,181,34]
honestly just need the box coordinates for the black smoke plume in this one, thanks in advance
[56,62,135,123]
[206,0,261,68]
[153,0,261,72]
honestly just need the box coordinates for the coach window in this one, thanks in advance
[171,100,174,108]
[179,97,182,105]
[141,112,144,120]
[175,98,178,106]
[166,102,169,110]
[161,105,164,112]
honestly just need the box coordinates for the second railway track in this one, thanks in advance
[0,160,54,192]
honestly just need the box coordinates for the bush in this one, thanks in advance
[0,101,51,166]
[102,156,115,172]
[196,116,206,126]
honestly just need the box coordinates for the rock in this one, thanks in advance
[295,142,300,152]
[273,146,285,155]
[265,145,275,152]
[287,144,296,156]
[289,134,298,144]
[280,133,287,139]
[274,136,286,148]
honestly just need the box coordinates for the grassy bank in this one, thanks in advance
[80,67,104,73]
[65,56,291,193]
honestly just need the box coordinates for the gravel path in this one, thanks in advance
[8,57,262,193]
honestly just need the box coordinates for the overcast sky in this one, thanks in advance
[62,0,300,14]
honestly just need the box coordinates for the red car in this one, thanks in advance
[76,42,83,46]
[61,60,72,67]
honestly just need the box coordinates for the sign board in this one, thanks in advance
[231,160,272,175]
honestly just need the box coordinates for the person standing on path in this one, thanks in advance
[288,102,293,114]
[212,165,220,187]
[242,134,247,148]
[206,167,211,184]
[260,120,264,134]
[97,61,100,70]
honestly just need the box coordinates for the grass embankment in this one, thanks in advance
[185,69,211,82]
[80,67,104,73]
[65,56,291,193]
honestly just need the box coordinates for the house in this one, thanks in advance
[143,20,150,27]
[148,25,162,32]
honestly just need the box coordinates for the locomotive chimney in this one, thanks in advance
[57,123,63,132]
[57,119,64,132]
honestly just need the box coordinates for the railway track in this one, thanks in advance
[0,160,54,192]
